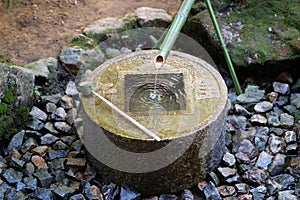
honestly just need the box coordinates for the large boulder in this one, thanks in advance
[0,64,35,146]
[185,0,300,68]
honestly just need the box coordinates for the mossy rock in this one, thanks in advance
[186,0,300,68]
[0,64,34,147]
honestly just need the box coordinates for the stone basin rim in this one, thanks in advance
[82,50,228,141]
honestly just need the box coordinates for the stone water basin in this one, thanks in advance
[79,50,229,194]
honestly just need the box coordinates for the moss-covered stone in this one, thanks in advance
[186,0,300,68]
[0,83,28,146]
[0,64,34,147]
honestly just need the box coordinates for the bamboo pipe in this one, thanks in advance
[154,0,196,69]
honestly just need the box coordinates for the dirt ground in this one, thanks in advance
[0,0,181,66]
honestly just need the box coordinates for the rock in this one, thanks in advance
[61,135,77,145]
[32,155,48,170]
[135,7,172,27]
[222,152,236,167]
[21,137,38,153]
[54,122,72,133]
[235,183,250,194]
[238,194,253,200]
[59,46,84,74]
[284,131,297,143]
[5,189,27,200]
[236,86,265,104]
[35,187,54,200]
[280,113,294,128]
[66,158,86,168]
[70,194,86,200]
[53,140,69,150]
[278,190,297,200]
[48,150,69,160]
[225,174,240,184]
[266,92,278,103]
[217,167,237,179]
[267,112,281,127]
[3,168,23,184]
[25,162,35,175]
[41,133,59,145]
[83,17,128,41]
[181,189,193,200]
[217,185,236,197]
[46,102,57,113]
[198,181,222,200]
[23,176,38,191]
[54,185,76,199]
[254,132,269,152]
[243,168,267,186]
[255,151,273,170]
[235,152,251,164]
[250,185,267,200]
[48,158,66,170]
[67,108,78,125]
[100,183,119,200]
[234,139,258,160]
[250,114,267,125]
[273,82,290,95]
[44,122,59,134]
[61,95,73,109]
[34,169,53,187]
[283,105,297,115]
[51,107,68,121]
[272,174,295,189]
[23,57,57,79]
[11,156,26,168]
[268,153,286,176]
[234,104,251,116]
[6,130,25,152]
[66,81,79,96]
[270,127,284,136]
[32,145,49,157]
[0,64,34,145]
[120,184,141,200]
[120,47,132,54]
[16,182,26,191]
[290,93,300,108]
[29,106,48,121]
[266,178,284,195]
[105,48,121,59]
[60,46,105,76]
[27,118,44,131]
[268,134,285,154]
[41,93,62,104]
[254,101,273,113]
[227,115,248,130]
[286,143,298,155]
[208,171,220,186]
[159,194,177,200]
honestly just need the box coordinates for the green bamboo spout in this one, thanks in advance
[155,0,196,69]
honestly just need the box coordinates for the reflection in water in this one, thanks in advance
[124,73,186,113]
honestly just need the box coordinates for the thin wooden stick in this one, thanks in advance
[91,90,162,141]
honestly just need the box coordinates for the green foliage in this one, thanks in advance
[224,0,300,66]
[2,84,17,103]
[0,82,29,147]
[68,35,98,49]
